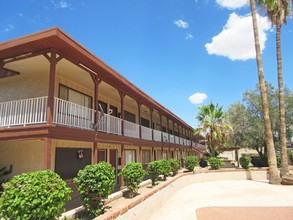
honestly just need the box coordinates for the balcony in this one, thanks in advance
[0,97,48,127]
[0,97,193,147]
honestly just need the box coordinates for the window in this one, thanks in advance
[124,111,136,123]
[158,150,168,160]
[125,150,136,165]
[59,84,92,108]
[110,105,118,117]
[142,150,151,165]
[141,117,150,127]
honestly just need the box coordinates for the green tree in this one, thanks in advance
[257,0,292,176]
[249,0,281,184]
[195,103,232,157]
[228,84,293,156]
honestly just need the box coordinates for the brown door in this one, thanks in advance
[110,149,118,183]
[98,150,107,163]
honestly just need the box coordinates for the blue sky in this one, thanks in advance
[1,0,292,128]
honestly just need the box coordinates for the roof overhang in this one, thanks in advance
[0,27,193,130]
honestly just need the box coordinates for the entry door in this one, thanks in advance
[98,150,107,163]
[110,149,118,183]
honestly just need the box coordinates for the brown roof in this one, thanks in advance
[0,27,193,130]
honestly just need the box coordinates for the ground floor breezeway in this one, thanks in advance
[0,139,196,182]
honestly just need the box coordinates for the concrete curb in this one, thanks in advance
[61,167,275,220]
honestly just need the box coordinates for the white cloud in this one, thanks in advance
[51,0,71,9]
[205,13,271,61]
[174,19,189,29]
[189,93,208,104]
[4,25,14,32]
[185,33,194,40]
[216,0,248,9]
[59,1,69,8]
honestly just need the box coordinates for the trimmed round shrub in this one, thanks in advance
[0,170,71,220]
[159,159,172,180]
[184,156,199,172]
[169,158,180,176]
[251,156,268,168]
[199,158,208,168]
[147,161,163,186]
[119,162,146,198]
[74,162,116,217]
[208,157,224,170]
[240,156,251,169]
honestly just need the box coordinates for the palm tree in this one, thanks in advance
[249,0,281,184]
[195,103,232,157]
[257,0,292,177]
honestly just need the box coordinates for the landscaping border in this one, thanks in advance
[61,168,272,220]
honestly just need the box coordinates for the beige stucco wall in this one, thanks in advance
[0,140,44,178]
[1,58,49,102]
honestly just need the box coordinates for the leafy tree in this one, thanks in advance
[74,162,116,217]
[119,162,146,198]
[195,103,232,157]
[228,84,293,156]
[0,170,71,220]
[256,0,293,176]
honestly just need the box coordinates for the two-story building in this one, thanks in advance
[0,27,204,182]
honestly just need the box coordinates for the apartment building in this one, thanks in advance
[0,27,204,181]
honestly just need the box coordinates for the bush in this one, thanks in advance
[119,162,146,198]
[240,156,251,169]
[147,161,162,186]
[289,151,293,163]
[184,156,199,172]
[208,157,224,170]
[251,155,268,168]
[159,160,172,180]
[74,162,116,217]
[169,158,180,176]
[0,170,71,220]
[0,165,12,193]
[199,159,208,168]
[276,155,281,168]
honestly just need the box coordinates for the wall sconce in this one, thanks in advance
[77,150,84,159]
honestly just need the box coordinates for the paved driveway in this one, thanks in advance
[149,180,293,220]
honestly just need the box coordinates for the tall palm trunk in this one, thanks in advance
[276,22,289,176]
[249,0,281,184]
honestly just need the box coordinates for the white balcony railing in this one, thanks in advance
[141,126,152,140]
[53,97,95,130]
[98,112,122,135]
[0,96,48,127]
[162,132,169,143]
[0,97,194,147]
[153,129,162,142]
[124,120,140,138]
[169,134,175,144]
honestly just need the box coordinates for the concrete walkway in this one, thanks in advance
[148,180,293,220]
